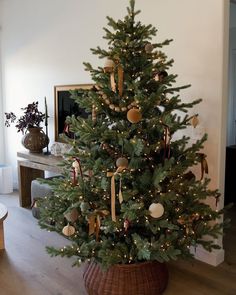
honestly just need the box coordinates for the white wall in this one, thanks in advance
[0,0,229,265]
[0,5,5,164]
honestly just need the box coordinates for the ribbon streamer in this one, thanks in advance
[72,158,83,185]
[110,72,116,92]
[107,166,125,222]
[163,125,171,159]
[198,153,208,180]
[118,64,124,96]
[74,157,83,179]
[88,210,109,241]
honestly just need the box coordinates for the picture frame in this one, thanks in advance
[54,84,93,142]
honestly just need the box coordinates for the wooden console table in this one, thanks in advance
[17,151,63,207]
[0,203,8,249]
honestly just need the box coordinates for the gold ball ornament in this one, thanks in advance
[62,224,76,236]
[149,203,164,218]
[127,108,142,123]
[64,208,79,223]
[116,157,128,168]
[145,43,154,53]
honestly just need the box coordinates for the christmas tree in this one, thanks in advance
[39,0,227,270]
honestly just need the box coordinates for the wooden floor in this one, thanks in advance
[0,192,235,295]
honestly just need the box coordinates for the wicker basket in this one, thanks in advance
[83,260,168,295]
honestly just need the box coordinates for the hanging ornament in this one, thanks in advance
[197,153,208,180]
[92,104,97,123]
[64,208,79,223]
[103,59,124,96]
[100,92,138,113]
[127,108,142,123]
[215,194,220,207]
[104,59,115,72]
[149,203,164,218]
[154,73,159,81]
[72,158,83,185]
[145,43,154,53]
[88,209,109,241]
[104,59,116,92]
[116,157,128,168]
[191,115,199,128]
[124,219,130,231]
[107,166,125,222]
[163,125,171,159]
[62,224,76,236]
[117,63,124,96]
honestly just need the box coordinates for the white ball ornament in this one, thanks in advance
[62,224,76,236]
[72,160,80,169]
[104,59,115,73]
[149,203,164,218]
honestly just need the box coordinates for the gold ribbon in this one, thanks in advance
[88,209,109,241]
[107,166,125,222]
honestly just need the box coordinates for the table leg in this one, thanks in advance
[0,221,5,249]
[18,162,44,207]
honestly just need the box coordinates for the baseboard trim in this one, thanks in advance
[190,245,225,266]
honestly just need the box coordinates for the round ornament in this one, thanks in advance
[64,208,79,223]
[104,59,115,73]
[124,219,130,231]
[149,203,164,218]
[116,157,128,168]
[62,224,76,236]
[72,160,80,170]
[127,108,142,123]
[191,115,199,128]
[145,43,154,53]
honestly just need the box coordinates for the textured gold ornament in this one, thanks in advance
[62,224,76,236]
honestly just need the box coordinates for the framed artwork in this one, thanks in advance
[54,84,93,142]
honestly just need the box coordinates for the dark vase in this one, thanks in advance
[83,260,169,295]
[21,127,49,153]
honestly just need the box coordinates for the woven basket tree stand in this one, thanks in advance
[83,260,169,295]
